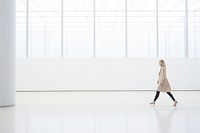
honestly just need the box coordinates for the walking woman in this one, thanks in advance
[150,60,178,106]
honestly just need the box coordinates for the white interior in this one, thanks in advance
[16,59,200,91]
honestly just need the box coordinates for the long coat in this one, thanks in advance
[157,67,171,92]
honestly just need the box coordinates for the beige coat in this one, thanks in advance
[157,67,171,92]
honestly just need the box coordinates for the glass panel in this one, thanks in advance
[95,0,125,58]
[29,0,61,58]
[17,0,199,59]
[127,0,156,58]
[63,0,94,58]
[16,0,27,58]
[158,0,185,58]
[188,0,200,58]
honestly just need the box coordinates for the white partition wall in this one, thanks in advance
[0,0,16,106]
[16,59,200,91]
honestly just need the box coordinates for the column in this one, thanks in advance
[0,0,16,106]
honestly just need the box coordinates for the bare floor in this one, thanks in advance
[0,91,200,133]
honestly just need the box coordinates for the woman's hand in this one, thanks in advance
[157,81,163,85]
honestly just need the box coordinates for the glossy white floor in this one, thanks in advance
[0,91,200,133]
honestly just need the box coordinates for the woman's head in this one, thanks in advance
[159,60,166,67]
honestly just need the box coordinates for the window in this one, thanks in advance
[16,0,27,58]
[188,0,200,58]
[29,0,61,58]
[158,0,185,58]
[127,0,157,58]
[95,0,126,58]
[16,0,200,59]
[63,0,94,58]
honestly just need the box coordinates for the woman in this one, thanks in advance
[150,60,178,106]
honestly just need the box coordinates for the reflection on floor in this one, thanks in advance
[0,91,200,133]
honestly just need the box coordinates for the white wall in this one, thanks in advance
[16,59,200,91]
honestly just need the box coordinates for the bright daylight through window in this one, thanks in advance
[16,0,200,58]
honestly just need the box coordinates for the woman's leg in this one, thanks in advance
[153,91,160,102]
[167,92,178,106]
[150,91,160,104]
[166,92,175,101]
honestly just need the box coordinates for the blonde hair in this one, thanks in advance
[159,60,166,67]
